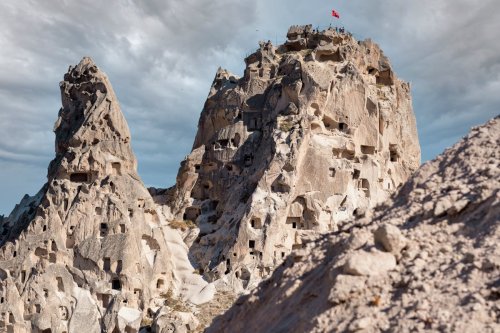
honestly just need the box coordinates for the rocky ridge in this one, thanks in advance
[208,116,500,333]
[154,24,420,292]
[0,24,428,332]
[0,58,213,333]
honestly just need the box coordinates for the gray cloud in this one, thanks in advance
[0,0,498,214]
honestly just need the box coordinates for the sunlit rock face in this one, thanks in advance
[159,25,420,292]
[207,116,499,333]
[0,58,211,333]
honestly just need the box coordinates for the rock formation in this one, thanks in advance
[0,58,212,333]
[156,25,420,291]
[0,24,427,332]
[208,116,500,333]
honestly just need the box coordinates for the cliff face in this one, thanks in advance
[0,58,211,333]
[0,25,425,332]
[159,25,420,290]
[207,117,500,333]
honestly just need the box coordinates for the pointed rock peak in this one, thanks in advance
[49,57,136,181]
[56,57,130,147]
[208,67,239,99]
[67,56,97,77]
[0,57,213,331]
[213,67,237,84]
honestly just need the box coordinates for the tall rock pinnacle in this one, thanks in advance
[50,56,136,181]
[0,58,211,333]
[157,25,421,291]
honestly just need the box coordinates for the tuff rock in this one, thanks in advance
[373,223,407,254]
[154,24,420,291]
[0,58,213,333]
[343,249,397,276]
[0,24,456,332]
[207,116,500,333]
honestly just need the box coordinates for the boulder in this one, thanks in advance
[373,223,407,253]
[343,249,397,276]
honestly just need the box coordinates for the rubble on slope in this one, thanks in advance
[207,116,500,333]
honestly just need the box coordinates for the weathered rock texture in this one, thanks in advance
[157,25,420,291]
[0,25,424,332]
[208,116,500,333]
[0,58,212,333]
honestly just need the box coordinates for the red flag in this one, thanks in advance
[332,9,340,18]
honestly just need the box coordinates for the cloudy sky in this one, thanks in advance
[0,0,498,214]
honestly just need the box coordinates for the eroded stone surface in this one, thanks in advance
[155,25,420,291]
[0,24,426,332]
[207,116,500,333]
[0,58,212,333]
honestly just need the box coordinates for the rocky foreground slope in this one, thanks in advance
[0,58,213,333]
[154,24,420,292]
[208,116,500,333]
